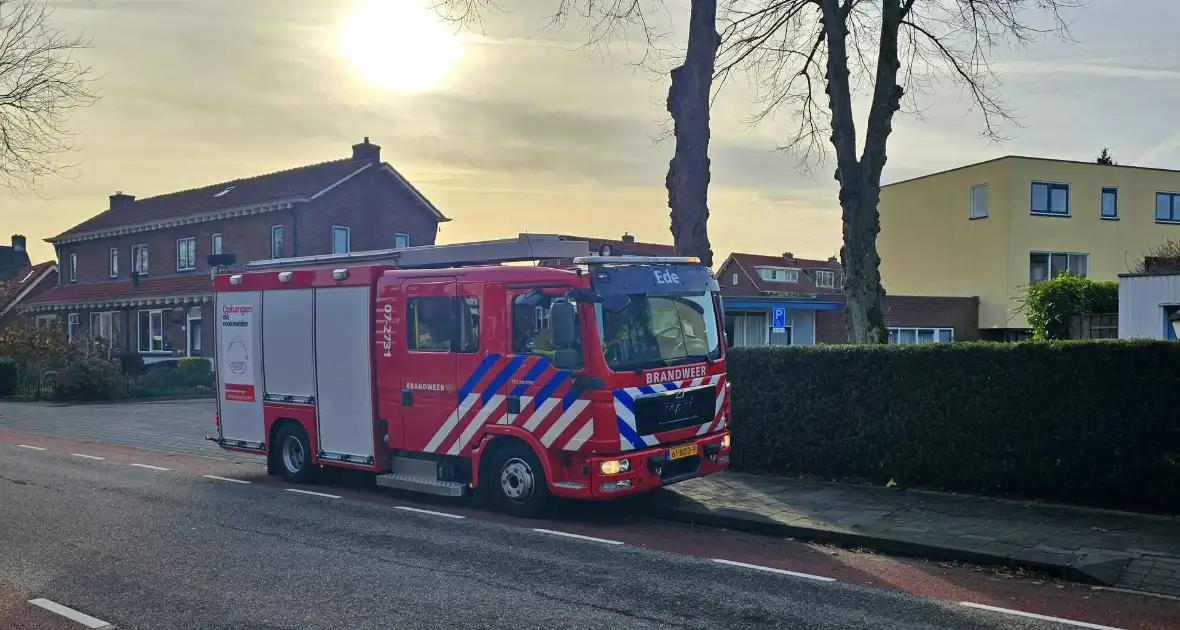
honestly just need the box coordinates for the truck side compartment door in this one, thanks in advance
[314,285,378,463]
[216,289,265,449]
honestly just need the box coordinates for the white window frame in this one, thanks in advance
[89,311,118,345]
[176,237,196,271]
[186,306,203,356]
[814,269,836,289]
[1100,186,1118,220]
[67,313,80,342]
[131,244,149,275]
[754,266,800,283]
[731,272,738,286]
[108,247,118,278]
[970,184,988,219]
[394,232,410,249]
[68,253,77,282]
[333,225,351,254]
[35,314,57,328]
[1029,251,1089,282]
[1030,181,1071,216]
[270,225,284,259]
[888,327,954,345]
[137,308,167,354]
[211,233,223,255]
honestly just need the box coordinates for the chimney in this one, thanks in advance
[827,255,838,264]
[621,232,635,244]
[110,191,136,210]
[782,251,794,260]
[351,136,381,162]
[10,234,25,252]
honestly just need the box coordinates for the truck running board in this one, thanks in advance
[376,473,468,497]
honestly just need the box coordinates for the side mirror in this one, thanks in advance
[551,300,576,347]
[602,293,631,313]
[553,347,580,370]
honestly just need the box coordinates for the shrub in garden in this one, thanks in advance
[0,357,18,396]
[1016,274,1118,340]
[118,353,146,375]
[178,357,213,386]
[726,341,1180,514]
[55,356,122,401]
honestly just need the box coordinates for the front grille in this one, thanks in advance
[632,384,715,436]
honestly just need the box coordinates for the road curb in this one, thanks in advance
[638,504,1117,587]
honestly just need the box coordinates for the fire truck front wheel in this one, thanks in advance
[485,440,552,518]
[273,422,317,484]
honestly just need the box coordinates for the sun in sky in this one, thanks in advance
[337,0,465,94]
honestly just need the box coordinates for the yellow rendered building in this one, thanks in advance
[879,156,1180,340]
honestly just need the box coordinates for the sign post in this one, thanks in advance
[771,307,787,333]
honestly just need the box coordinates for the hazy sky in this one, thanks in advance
[6,0,1179,264]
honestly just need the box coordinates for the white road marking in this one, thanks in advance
[16,444,47,451]
[70,453,105,460]
[395,506,465,519]
[202,475,249,484]
[712,558,836,582]
[286,488,341,499]
[129,463,171,471]
[959,602,1124,629]
[533,528,624,545]
[27,598,113,629]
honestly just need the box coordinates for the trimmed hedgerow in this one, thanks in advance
[726,341,1180,514]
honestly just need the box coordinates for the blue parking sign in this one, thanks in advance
[771,307,787,329]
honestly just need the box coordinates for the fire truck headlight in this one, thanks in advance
[720,435,730,450]
[599,459,630,475]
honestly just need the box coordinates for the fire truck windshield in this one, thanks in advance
[596,292,721,371]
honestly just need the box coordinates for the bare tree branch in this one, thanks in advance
[0,0,99,197]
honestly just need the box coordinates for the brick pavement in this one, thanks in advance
[645,473,1180,598]
[3,400,1178,598]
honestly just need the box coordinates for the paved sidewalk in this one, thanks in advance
[643,472,1180,598]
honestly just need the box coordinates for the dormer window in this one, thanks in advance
[755,266,799,283]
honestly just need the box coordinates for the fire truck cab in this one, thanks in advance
[209,234,731,517]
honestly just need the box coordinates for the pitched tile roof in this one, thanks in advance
[726,252,840,293]
[52,158,375,240]
[0,261,57,314]
[23,274,212,308]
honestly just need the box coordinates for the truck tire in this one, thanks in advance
[486,440,552,518]
[274,423,317,484]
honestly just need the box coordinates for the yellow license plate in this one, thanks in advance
[668,444,698,460]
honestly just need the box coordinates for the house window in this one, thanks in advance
[406,296,479,353]
[131,244,149,275]
[888,327,954,344]
[138,309,168,353]
[814,269,836,289]
[970,184,988,219]
[68,253,77,282]
[731,273,738,286]
[1031,181,1070,216]
[176,237,196,271]
[187,306,203,356]
[109,248,118,278]
[333,226,351,254]
[211,233,223,255]
[1030,251,1089,282]
[394,233,410,249]
[270,225,283,259]
[35,315,57,329]
[755,267,799,283]
[89,311,122,354]
[1101,187,1118,219]
[1156,192,1180,223]
[67,313,79,341]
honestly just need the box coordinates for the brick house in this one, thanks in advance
[717,252,979,346]
[0,237,58,329]
[22,138,448,364]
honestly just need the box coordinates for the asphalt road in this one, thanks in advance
[0,444,1088,630]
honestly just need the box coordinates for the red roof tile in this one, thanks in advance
[53,158,374,239]
[0,261,57,313]
[23,274,212,307]
[726,252,840,293]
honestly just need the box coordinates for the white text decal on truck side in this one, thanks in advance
[645,365,709,385]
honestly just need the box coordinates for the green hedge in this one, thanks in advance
[727,341,1180,514]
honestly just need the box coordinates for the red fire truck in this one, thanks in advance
[208,233,731,517]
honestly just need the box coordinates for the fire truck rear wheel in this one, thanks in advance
[487,440,552,518]
[274,423,317,484]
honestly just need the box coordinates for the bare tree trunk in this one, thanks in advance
[666,0,718,267]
